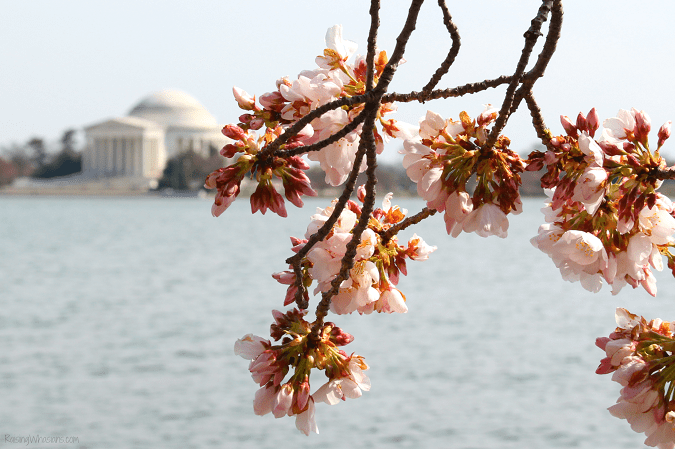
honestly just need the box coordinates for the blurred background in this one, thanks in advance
[2,1,675,448]
[2,0,675,188]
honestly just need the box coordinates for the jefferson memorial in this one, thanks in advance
[82,90,228,184]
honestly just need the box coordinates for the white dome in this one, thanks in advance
[128,90,219,129]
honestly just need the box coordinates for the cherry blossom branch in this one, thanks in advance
[365,0,381,91]
[308,0,427,336]
[380,207,437,245]
[385,75,513,104]
[506,0,563,148]
[524,0,563,83]
[286,139,370,309]
[373,0,425,96]
[523,89,553,148]
[258,95,367,159]
[311,106,381,339]
[420,0,461,99]
[651,166,675,180]
[276,110,368,158]
[485,0,554,149]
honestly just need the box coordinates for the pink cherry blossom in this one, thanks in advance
[444,191,474,237]
[234,334,269,360]
[603,108,637,142]
[253,385,277,416]
[294,397,318,435]
[407,233,436,261]
[315,25,358,69]
[553,230,605,266]
[462,203,509,238]
[272,383,294,418]
[572,165,607,215]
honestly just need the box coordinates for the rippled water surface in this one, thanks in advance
[2,196,674,448]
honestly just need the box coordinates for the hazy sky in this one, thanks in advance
[2,0,674,159]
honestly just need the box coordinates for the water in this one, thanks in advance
[1,195,674,448]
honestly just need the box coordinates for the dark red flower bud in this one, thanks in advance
[587,108,599,137]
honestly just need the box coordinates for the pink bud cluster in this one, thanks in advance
[596,308,675,448]
[234,309,369,435]
[205,125,316,217]
[530,108,675,295]
[400,107,524,238]
[274,191,436,314]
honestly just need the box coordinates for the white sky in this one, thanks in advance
[2,0,674,160]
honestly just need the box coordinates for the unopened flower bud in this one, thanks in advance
[587,108,599,137]
[329,324,355,346]
[357,185,366,202]
[249,118,265,130]
[222,124,247,141]
[634,109,651,144]
[560,115,577,137]
[576,112,588,133]
[233,86,256,111]
[658,120,672,148]
[626,153,640,167]
[296,378,310,411]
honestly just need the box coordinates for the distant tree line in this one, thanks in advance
[0,129,82,187]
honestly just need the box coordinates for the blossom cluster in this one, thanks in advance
[530,108,675,295]
[235,24,406,186]
[205,125,316,217]
[400,107,524,238]
[205,25,411,218]
[596,308,675,448]
[274,190,436,315]
[234,309,370,435]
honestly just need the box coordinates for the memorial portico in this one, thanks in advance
[83,90,228,184]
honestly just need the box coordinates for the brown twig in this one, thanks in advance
[420,0,461,99]
[381,207,438,245]
[485,0,554,150]
[276,110,368,158]
[384,75,513,104]
[523,89,553,148]
[308,0,427,335]
[366,0,381,91]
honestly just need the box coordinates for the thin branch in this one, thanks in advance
[524,0,563,82]
[523,89,553,148]
[287,139,370,309]
[420,0,461,98]
[385,75,513,103]
[381,207,437,245]
[485,0,554,149]
[366,0,381,91]
[653,167,675,180]
[258,95,371,159]
[276,111,367,158]
[373,0,426,96]
[311,105,380,332]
